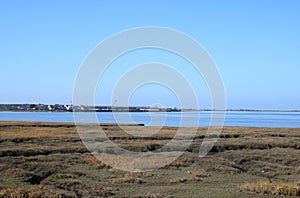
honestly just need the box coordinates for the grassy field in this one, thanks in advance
[0,121,299,197]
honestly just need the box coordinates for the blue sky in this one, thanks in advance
[0,0,299,110]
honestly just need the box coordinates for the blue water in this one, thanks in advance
[0,111,299,128]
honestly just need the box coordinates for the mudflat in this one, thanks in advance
[0,121,299,197]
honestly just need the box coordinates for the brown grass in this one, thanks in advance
[170,177,189,184]
[241,181,300,196]
[83,156,107,168]
[0,126,78,138]
[0,185,68,198]
[187,170,210,178]
[167,159,187,168]
[112,176,146,184]
[131,192,163,198]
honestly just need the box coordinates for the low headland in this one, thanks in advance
[0,103,299,112]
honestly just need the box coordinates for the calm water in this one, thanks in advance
[0,111,300,128]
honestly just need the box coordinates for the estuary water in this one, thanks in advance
[0,111,300,128]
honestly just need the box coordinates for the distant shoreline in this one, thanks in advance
[0,103,299,113]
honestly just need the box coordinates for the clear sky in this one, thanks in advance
[0,0,299,110]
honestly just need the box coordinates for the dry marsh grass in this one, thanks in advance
[0,121,300,197]
[112,176,146,184]
[241,181,300,196]
[0,185,68,198]
[186,170,210,178]
[83,155,107,168]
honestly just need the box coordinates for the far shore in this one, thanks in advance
[0,103,299,113]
